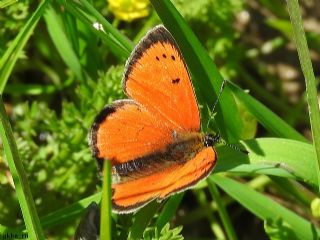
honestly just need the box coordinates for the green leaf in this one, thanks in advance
[264,218,297,240]
[207,179,237,240]
[100,161,112,240]
[129,201,161,240]
[63,0,132,60]
[287,0,320,190]
[0,97,45,239]
[0,0,17,8]
[0,0,49,93]
[0,193,102,234]
[228,81,306,142]
[44,4,84,81]
[311,198,320,218]
[155,193,184,231]
[214,138,317,188]
[211,175,320,240]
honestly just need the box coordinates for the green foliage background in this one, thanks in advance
[0,0,319,239]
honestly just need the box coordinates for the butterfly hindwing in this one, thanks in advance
[112,147,216,213]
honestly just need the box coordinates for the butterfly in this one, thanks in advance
[89,25,219,214]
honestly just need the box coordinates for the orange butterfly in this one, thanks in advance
[89,25,219,214]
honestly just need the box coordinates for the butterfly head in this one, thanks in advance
[204,133,220,147]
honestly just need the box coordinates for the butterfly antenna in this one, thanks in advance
[206,79,227,130]
[219,137,249,154]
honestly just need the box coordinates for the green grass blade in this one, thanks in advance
[214,138,317,188]
[207,179,238,240]
[5,76,73,95]
[150,0,243,142]
[155,193,184,231]
[100,161,112,240]
[129,201,161,239]
[211,175,320,240]
[78,0,132,53]
[63,12,80,56]
[0,0,49,93]
[228,81,306,142]
[286,0,320,190]
[270,176,312,207]
[64,1,132,60]
[0,97,45,240]
[0,0,17,8]
[5,84,58,95]
[44,4,84,81]
[1,193,101,235]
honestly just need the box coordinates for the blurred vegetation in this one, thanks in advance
[0,0,319,239]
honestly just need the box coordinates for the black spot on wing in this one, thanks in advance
[172,78,180,84]
[123,25,186,95]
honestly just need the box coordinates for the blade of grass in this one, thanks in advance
[214,138,317,188]
[1,193,102,234]
[228,81,306,142]
[193,189,226,239]
[207,179,238,240]
[0,0,17,8]
[270,176,313,207]
[176,176,270,226]
[286,0,320,190]
[100,160,112,240]
[0,0,49,93]
[4,79,73,95]
[44,4,84,81]
[211,175,320,240]
[129,201,161,239]
[64,1,131,61]
[150,0,243,142]
[63,12,80,56]
[77,0,132,53]
[0,97,45,240]
[155,193,184,231]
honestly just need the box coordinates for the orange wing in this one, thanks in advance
[89,99,173,166]
[89,26,215,214]
[123,25,200,132]
[112,147,217,213]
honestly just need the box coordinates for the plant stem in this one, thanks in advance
[287,0,320,191]
[0,96,45,239]
[100,160,112,240]
[207,179,238,240]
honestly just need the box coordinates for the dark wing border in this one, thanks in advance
[122,25,186,95]
[88,99,137,169]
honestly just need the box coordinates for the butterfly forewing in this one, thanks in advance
[123,26,200,131]
[90,99,173,165]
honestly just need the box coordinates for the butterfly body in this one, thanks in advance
[89,26,218,213]
[111,131,207,178]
